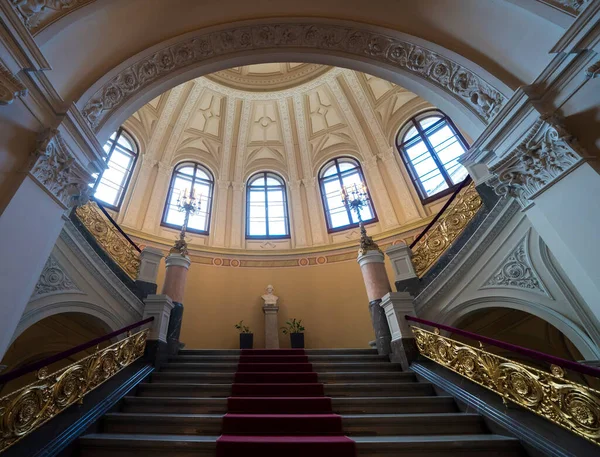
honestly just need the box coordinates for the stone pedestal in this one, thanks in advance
[143,294,174,366]
[136,246,163,299]
[263,305,280,349]
[357,249,392,355]
[385,243,420,294]
[380,292,419,370]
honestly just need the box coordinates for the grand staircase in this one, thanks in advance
[78,348,524,456]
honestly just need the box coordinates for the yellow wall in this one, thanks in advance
[156,257,396,349]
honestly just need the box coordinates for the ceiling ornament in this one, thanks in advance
[9,0,95,34]
[82,22,506,131]
[31,254,82,299]
[489,114,589,208]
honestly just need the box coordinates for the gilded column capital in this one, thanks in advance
[28,129,94,209]
[0,63,27,106]
[489,114,590,208]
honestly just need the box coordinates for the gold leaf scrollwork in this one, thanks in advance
[0,329,148,452]
[74,202,140,280]
[411,326,600,446]
[411,181,483,277]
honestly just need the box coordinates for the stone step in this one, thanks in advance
[101,412,486,436]
[178,348,378,356]
[135,382,433,398]
[160,362,402,373]
[150,371,417,384]
[121,395,457,415]
[169,354,389,363]
[78,433,523,457]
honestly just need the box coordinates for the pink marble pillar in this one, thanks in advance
[161,254,191,303]
[357,250,392,301]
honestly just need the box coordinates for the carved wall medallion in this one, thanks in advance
[82,22,506,131]
[490,115,588,208]
[31,254,82,299]
[9,0,96,34]
[0,63,27,105]
[28,129,94,209]
[481,232,550,297]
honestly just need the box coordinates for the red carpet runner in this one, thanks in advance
[216,349,356,457]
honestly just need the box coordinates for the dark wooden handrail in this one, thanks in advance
[409,176,472,249]
[405,315,600,378]
[0,317,154,384]
[92,197,142,252]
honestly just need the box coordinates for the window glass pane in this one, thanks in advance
[422,173,448,196]
[195,168,210,180]
[337,161,357,172]
[330,207,350,228]
[249,220,267,236]
[103,142,112,155]
[322,164,337,177]
[177,166,195,177]
[402,126,419,143]
[187,213,207,231]
[109,131,117,140]
[404,140,429,161]
[250,176,265,187]
[250,189,265,202]
[165,207,185,226]
[269,220,287,236]
[117,134,133,151]
[265,176,280,186]
[412,157,439,179]
[109,149,134,170]
[95,182,119,206]
[419,115,442,131]
[427,125,454,150]
[340,171,362,189]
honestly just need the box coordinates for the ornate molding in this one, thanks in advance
[0,63,27,105]
[28,129,94,209]
[31,254,82,299]
[82,21,506,131]
[586,60,600,79]
[537,0,592,16]
[9,0,96,35]
[490,115,588,208]
[481,232,549,297]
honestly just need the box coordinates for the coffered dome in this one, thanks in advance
[114,64,454,253]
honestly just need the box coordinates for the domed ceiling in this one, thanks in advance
[121,63,437,252]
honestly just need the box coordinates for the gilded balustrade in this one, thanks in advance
[75,201,140,280]
[411,326,600,446]
[411,181,483,277]
[0,329,148,452]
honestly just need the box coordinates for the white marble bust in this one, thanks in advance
[261,284,279,306]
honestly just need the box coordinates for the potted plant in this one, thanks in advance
[281,318,305,348]
[234,320,253,349]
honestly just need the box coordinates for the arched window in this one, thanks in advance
[396,110,469,203]
[92,128,138,209]
[161,162,214,234]
[246,172,290,239]
[319,157,376,232]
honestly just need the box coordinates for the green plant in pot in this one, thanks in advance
[281,318,305,348]
[235,320,253,349]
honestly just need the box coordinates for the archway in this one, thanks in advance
[0,312,112,394]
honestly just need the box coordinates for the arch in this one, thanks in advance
[76,18,511,143]
[11,300,123,345]
[437,296,600,360]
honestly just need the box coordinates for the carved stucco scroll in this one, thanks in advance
[31,254,82,299]
[82,22,507,132]
[489,115,588,208]
[28,129,94,209]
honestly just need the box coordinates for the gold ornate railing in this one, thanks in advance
[75,201,140,280]
[411,326,600,446]
[411,180,483,277]
[0,329,148,452]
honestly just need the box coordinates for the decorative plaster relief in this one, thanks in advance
[481,232,550,297]
[82,22,506,131]
[31,254,82,299]
[0,63,27,105]
[490,115,588,208]
[538,0,591,15]
[28,129,94,209]
[9,0,96,34]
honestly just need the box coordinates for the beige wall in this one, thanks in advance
[156,256,396,349]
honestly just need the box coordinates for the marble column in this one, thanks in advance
[161,253,191,354]
[263,305,280,349]
[357,232,392,355]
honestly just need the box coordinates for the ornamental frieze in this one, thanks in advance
[82,22,506,131]
[490,115,588,208]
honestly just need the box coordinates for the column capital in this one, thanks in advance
[263,305,280,314]
[217,179,231,189]
[165,253,191,269]
[231,182,245,192]
[357,249,385,267]
[489,114,590,208]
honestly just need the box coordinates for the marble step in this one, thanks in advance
[169,354,389,363]
[160,362,403,373]
[178,348,379,356]
[79,433,523,457]
[101,412,486,436]
[135,382,435,398]
[121,395,458,415]
[150,371,417,384]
